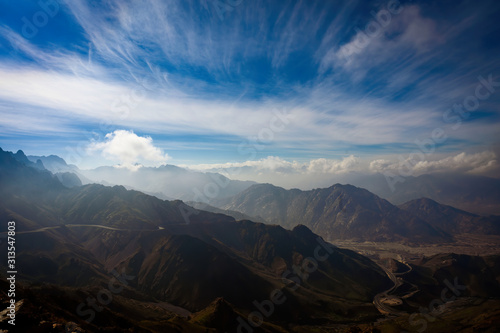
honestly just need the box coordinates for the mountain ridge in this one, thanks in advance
[214,182,452,244]
[399,197,500,235]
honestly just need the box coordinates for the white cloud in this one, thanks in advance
[183,151,499,178]
[412,151,498,175]
[0,64,441,148]
[184,155,361,175]
[306,156,360,174]
[369,159,392,173]
[87,130,170,170]
[322,5,443,80]
[180,151,498,189]
[369,151,498,176]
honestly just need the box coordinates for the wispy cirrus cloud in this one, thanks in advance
[0,0,499,176]
[323,5,444,77]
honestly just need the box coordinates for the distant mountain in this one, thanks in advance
[355,173,500,216]
[55,171,82,188]
[76,163,256,202]
[399,197,500,235]
[22,151,500,217]
[27,152,256,202]
[186,201,264,222]
[0,148,65,201]
[13,149,42,168]
[28,154,77,173]
[213,183,451,244]
[27,153,88,188]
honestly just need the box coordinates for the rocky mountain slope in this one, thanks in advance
[214,183,452,244]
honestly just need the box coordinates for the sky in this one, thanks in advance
[0,0,499,185]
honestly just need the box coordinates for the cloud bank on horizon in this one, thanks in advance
[0,0,499,185]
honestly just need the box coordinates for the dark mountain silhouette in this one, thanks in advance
[13,150,41,168]
[0,148,65,203]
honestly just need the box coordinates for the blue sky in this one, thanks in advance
[0,0,499,182]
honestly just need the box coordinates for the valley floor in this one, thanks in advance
[331,234,500,260]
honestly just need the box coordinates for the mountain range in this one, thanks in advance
[27,152,500,216]
[10,148,500,244]
[62,162,255,202]
[1,147,394,331]
[350,172,500,216]
[2,147,500,332]
[399,197,500,235]
[212,183,500,244]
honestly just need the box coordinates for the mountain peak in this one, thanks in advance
[400,197,478,217]
[15,149,26,157]
[34,159,46,170]
[190,296,239,330]
[328,183,369,194]
[14,150,31,165]
[219,180,450,244]
[8,149,45,169]
[253,183,281,189]
[292,224,314,237]
[398,196,500,235]
[212,297,233,311]
[408,197,441,206]
[48,155,68,165]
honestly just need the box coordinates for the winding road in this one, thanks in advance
[0,224,165,235]
[373,261,414,315]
